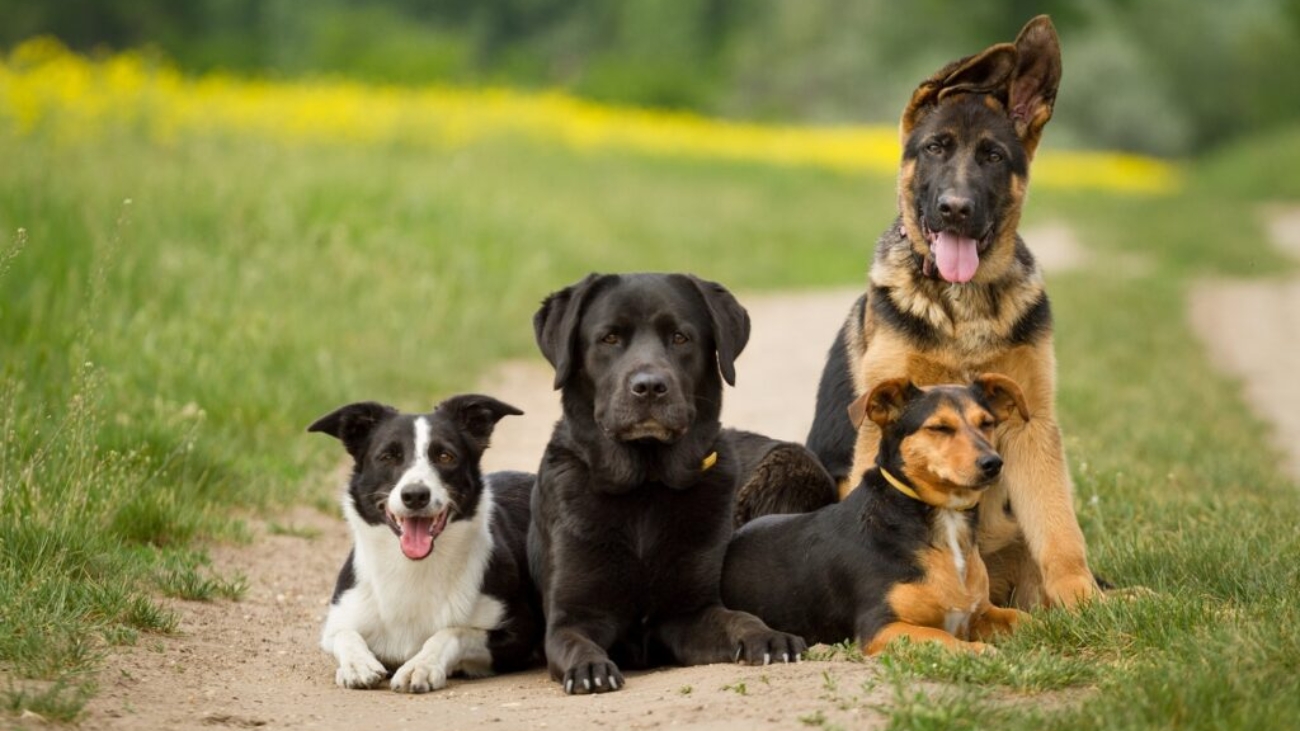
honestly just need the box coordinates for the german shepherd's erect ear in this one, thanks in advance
[1008,15,1062,160]
[900,43,1017,140]
[900,15,1061,160]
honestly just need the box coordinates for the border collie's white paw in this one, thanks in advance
[390,659,448,694]
[335,652,387,689]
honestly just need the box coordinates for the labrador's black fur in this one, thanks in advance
[527,272,805,695]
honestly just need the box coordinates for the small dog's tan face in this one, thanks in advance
[861,374,1029,510]
[897,392,1001,509]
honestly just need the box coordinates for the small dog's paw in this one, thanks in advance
[733,630,807,665]
[335,654,387,689]
[390,659,449,694]
[562,660,624,695]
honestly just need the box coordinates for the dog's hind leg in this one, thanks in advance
[390,627,490,693]
[657,605,806,666]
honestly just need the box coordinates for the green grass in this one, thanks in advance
[2,118,1299,726]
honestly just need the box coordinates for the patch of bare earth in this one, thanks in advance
[80,224,1086,730]
[1190,206,1300,481]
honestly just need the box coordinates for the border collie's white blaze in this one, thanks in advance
[386,417,453,560]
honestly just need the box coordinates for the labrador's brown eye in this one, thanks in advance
[672,332,689,345]
[601,333,620,345]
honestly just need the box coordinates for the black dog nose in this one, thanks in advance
[938,194,973,223]
[629,372,670,399]
[401,485,431,510]
[977,454,1003,479]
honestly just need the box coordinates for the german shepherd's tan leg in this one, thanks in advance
[990,341,1097,609]
[865,623,990,655]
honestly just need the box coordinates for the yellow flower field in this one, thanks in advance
[0,38,1179,194]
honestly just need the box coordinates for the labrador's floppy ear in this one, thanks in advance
[971,373,1031,423]
[437,393,524,452]
[533,273,607,390]
[307,401,399,460]
[685,275,751,387]
[901,42,1018,139]
[1008,15,1062,159]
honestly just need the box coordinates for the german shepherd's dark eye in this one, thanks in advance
[671,332,689,345]
[925,141,944,155]
[985,150,1004,163]
[434,450,456,466]
[601,333,621,345]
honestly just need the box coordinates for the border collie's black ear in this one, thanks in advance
[972,373,1031,423]
[438,394,524,452]
[686,275,750,386]
[307,401,398,460]
[534,273,606,390]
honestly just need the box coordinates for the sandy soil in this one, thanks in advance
[78,226,1087,731]
[1189,206,1300,480]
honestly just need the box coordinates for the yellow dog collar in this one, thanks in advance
[879,467,975,511]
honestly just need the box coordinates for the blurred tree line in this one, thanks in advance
[4,0,1298,155]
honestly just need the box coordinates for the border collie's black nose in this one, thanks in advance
[977,454,1003,479]
[938,194,973,224]
[401,485,431,510]
[629,371,670,399]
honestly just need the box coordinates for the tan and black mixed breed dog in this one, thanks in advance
[804,16,1099,609]
[725,376,1032,655]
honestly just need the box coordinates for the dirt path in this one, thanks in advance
[80,226,1085,731]
[1190,206,1300,480]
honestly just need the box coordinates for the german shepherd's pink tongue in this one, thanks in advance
[932,231,980,283]
[400,517,435,560]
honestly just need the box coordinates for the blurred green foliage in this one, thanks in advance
[3,1,1299,153]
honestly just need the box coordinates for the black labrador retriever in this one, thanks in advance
[528,272,805,695]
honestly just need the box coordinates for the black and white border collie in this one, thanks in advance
[307,394,542,693]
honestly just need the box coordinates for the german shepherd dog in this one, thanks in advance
[804,16,1099,609]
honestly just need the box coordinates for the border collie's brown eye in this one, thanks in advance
[672,332,689,345]
[601,333,620,345]
[377,446,401,463]
[435,451,456,465]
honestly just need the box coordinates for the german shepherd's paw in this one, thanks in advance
[733,630,806,665]
[562,659,624,695]
[1045,573,1103,608]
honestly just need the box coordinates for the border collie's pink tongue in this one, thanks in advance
[932,231,980,283]
[400,517,434,560]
